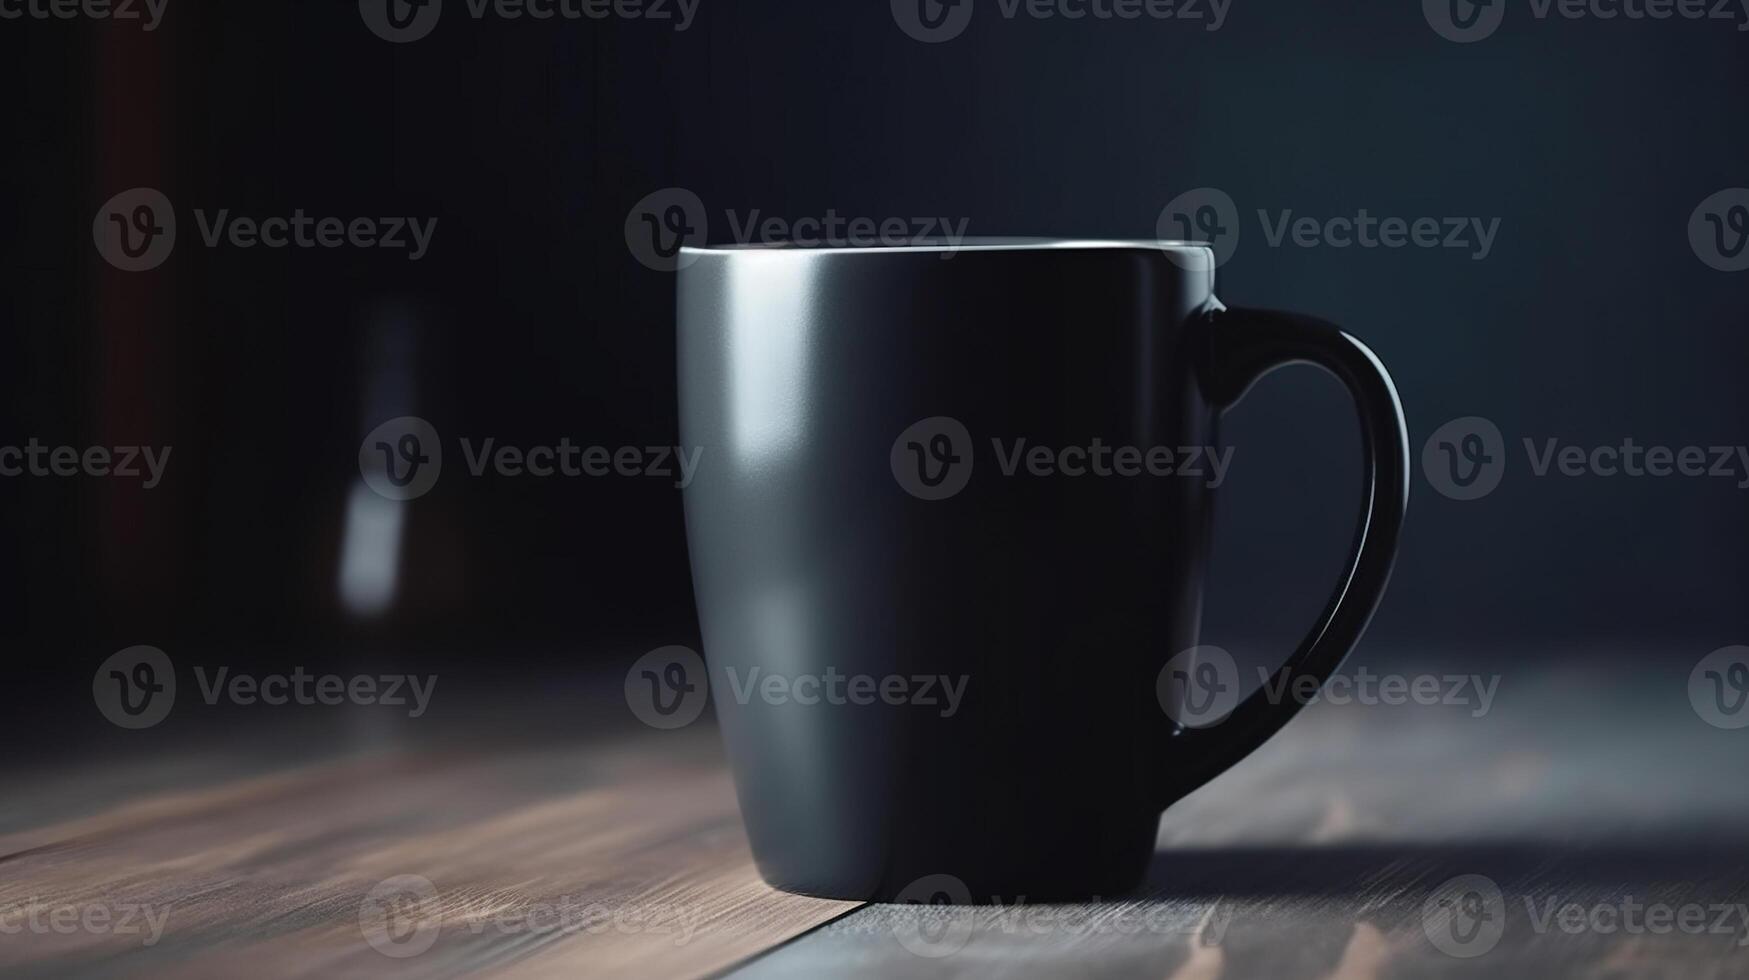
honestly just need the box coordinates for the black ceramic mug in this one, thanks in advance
[678,239,1408,901]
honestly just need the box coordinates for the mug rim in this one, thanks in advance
[680,238,1213,255]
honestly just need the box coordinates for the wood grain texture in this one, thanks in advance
[735,665,1749,979]
[6,660,1748,979]
[0,728,856,980]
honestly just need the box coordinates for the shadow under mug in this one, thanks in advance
[678,239,1409,902]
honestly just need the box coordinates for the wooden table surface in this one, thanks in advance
[4,658,1747,979]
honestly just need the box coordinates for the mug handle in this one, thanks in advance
[1161,304,1411,805]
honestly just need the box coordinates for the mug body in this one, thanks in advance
[679,240,1219,901]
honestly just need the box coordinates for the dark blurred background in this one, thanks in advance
[6,0,1748,744]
